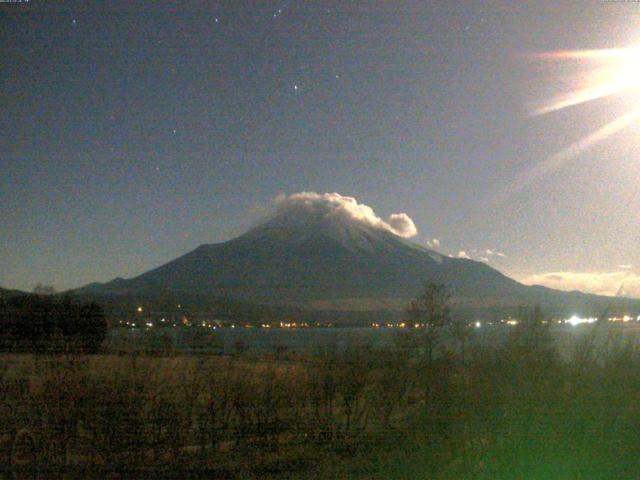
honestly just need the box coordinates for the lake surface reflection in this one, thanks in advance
[105,323,640,357]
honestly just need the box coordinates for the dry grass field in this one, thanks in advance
[3,322,640,478]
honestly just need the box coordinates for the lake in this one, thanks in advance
[105,322,640,357]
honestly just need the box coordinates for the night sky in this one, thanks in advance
[2,1,640,296]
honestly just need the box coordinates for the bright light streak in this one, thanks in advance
[530,48,640,116]
[496,109,640,203]
[566,315,597,327]
[496,45,640,203]
[533,49,634,60]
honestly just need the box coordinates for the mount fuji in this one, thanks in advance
[75,193,640,315]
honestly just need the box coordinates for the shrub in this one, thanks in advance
[0,295,107,353]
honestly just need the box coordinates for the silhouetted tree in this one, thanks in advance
[406,282,451,362]
[32,283,56,295]
[510,305,554,357]
[0,295,107,353]
[450,312,471,364]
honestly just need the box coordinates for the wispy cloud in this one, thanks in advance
[425,238,441,249]
[519,270,640,298]
[452,247,506,262]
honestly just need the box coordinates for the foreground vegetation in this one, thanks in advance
[2,311,640,479]
[0,295,107,354]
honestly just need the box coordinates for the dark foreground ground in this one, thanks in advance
[2,322,640,479]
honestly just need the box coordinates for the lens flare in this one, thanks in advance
[495,109,640,204]
[496,46,640,202]
[530,48,640,116]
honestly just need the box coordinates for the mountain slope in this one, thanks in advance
[0,287,27,299]
[76,202,640,314]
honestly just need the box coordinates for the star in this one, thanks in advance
[72,19,77,25]
[293,84,299,91]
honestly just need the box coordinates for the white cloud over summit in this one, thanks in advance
[274,192,418,238]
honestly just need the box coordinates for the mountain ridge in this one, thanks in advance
[0,287,27,299]
[74,202,640,316]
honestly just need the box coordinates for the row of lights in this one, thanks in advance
[130,307,640,330]
[370,315,640,330]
